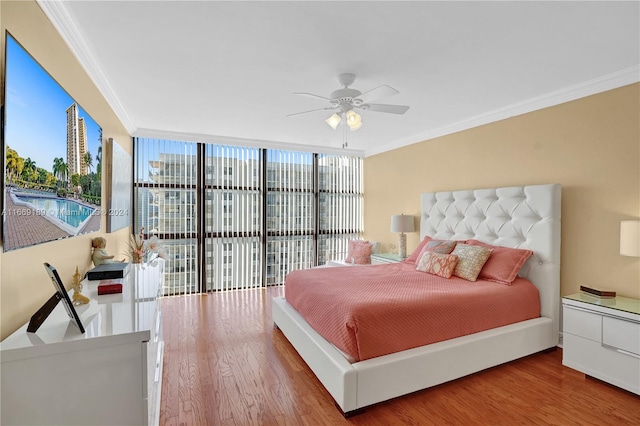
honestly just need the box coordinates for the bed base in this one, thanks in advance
[273,296,555,414]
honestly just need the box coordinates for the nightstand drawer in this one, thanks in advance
[603,316,640,356]
[564,333,640,394]
[563,305,602,342]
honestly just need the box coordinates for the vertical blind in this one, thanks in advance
[265,150,315,285]
[204,145,262,291]
[318,154,364,264]
[133,139,199,296]
[134,138,363,295]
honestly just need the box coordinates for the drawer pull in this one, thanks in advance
[602,343,640,359]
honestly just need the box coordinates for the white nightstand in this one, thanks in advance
[562,292,640,395]
[371,252,405,264]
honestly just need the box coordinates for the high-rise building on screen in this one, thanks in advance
[66,103,87,177]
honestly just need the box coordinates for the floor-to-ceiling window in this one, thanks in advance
[265,150,315,285]
[317,154,364,265]
[203,145,262,291]
[134,140,199,295]
[134,138,363,295]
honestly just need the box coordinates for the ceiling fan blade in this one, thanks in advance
[361,103,410,114]
[354,85,399,103]
[293,92,334,101]
[286,106,337,117]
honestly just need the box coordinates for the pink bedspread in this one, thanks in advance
[285,262,540,362]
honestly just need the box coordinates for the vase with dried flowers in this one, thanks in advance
[130,227,167,264]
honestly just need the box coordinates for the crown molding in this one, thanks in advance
[365,66,640,157]
[133,128,365,157]
[37,0,136,134]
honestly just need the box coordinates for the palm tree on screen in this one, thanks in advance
[6,147,23,184]
[22,158,36,182]
[84,152,93,174]
[53,157,64,187]
[96,145,102,178]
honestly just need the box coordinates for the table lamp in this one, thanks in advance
[391,214,414,259]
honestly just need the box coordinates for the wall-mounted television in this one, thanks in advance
[3,32,103,252]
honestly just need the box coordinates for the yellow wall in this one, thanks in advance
[365,84,640,299]
[1,1,132,339]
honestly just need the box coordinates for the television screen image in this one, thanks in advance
[3,33,103,251]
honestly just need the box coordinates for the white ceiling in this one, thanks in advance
[39,1,639,157]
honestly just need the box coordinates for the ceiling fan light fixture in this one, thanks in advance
[346,109,360,124]
[325,113,341,130]
[346,110,362,130]
[349,120,363,131]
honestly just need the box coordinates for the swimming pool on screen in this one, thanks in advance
[11,191,96,235]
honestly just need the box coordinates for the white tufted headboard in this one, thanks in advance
[421,183,561,344]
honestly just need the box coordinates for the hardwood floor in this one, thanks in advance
[160,287,639,425]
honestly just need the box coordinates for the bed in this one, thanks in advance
[272,183,561,415]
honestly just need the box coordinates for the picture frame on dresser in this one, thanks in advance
[27,263,85,333]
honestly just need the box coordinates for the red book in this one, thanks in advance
[98,283,123,295]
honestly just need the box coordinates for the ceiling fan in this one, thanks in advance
[287,73,410,132]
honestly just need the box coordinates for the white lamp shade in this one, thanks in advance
[391,215,414,233]
[325,113,341,130]
[346,110,362,130]
[620,220,640,257]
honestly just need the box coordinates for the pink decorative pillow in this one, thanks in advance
[416,252,459,278]
[451,243,492,282]
[345,240,373,264]
[414,240,457,265]
[405,236,432,263]
[466,239,534,284]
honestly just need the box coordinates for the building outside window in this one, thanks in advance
[134,138,363,295]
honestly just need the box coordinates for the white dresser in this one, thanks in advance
[562,292,640,395]
[1,262,164,426]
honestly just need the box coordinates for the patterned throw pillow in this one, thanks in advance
[451,244,492,281]
[344,240,373,264]
[416,252,459,278]
[414,240,457,265]
[465,239,533,284]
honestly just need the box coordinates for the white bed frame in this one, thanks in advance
[272,183,561,415]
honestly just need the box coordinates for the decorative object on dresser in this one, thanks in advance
[1,261,165,426]
[619,220,640,257]
[97,279,124,295]
[71,266,90,305]
[86,262,130,280]
[562,293,640,395]
[390,214,415,259]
